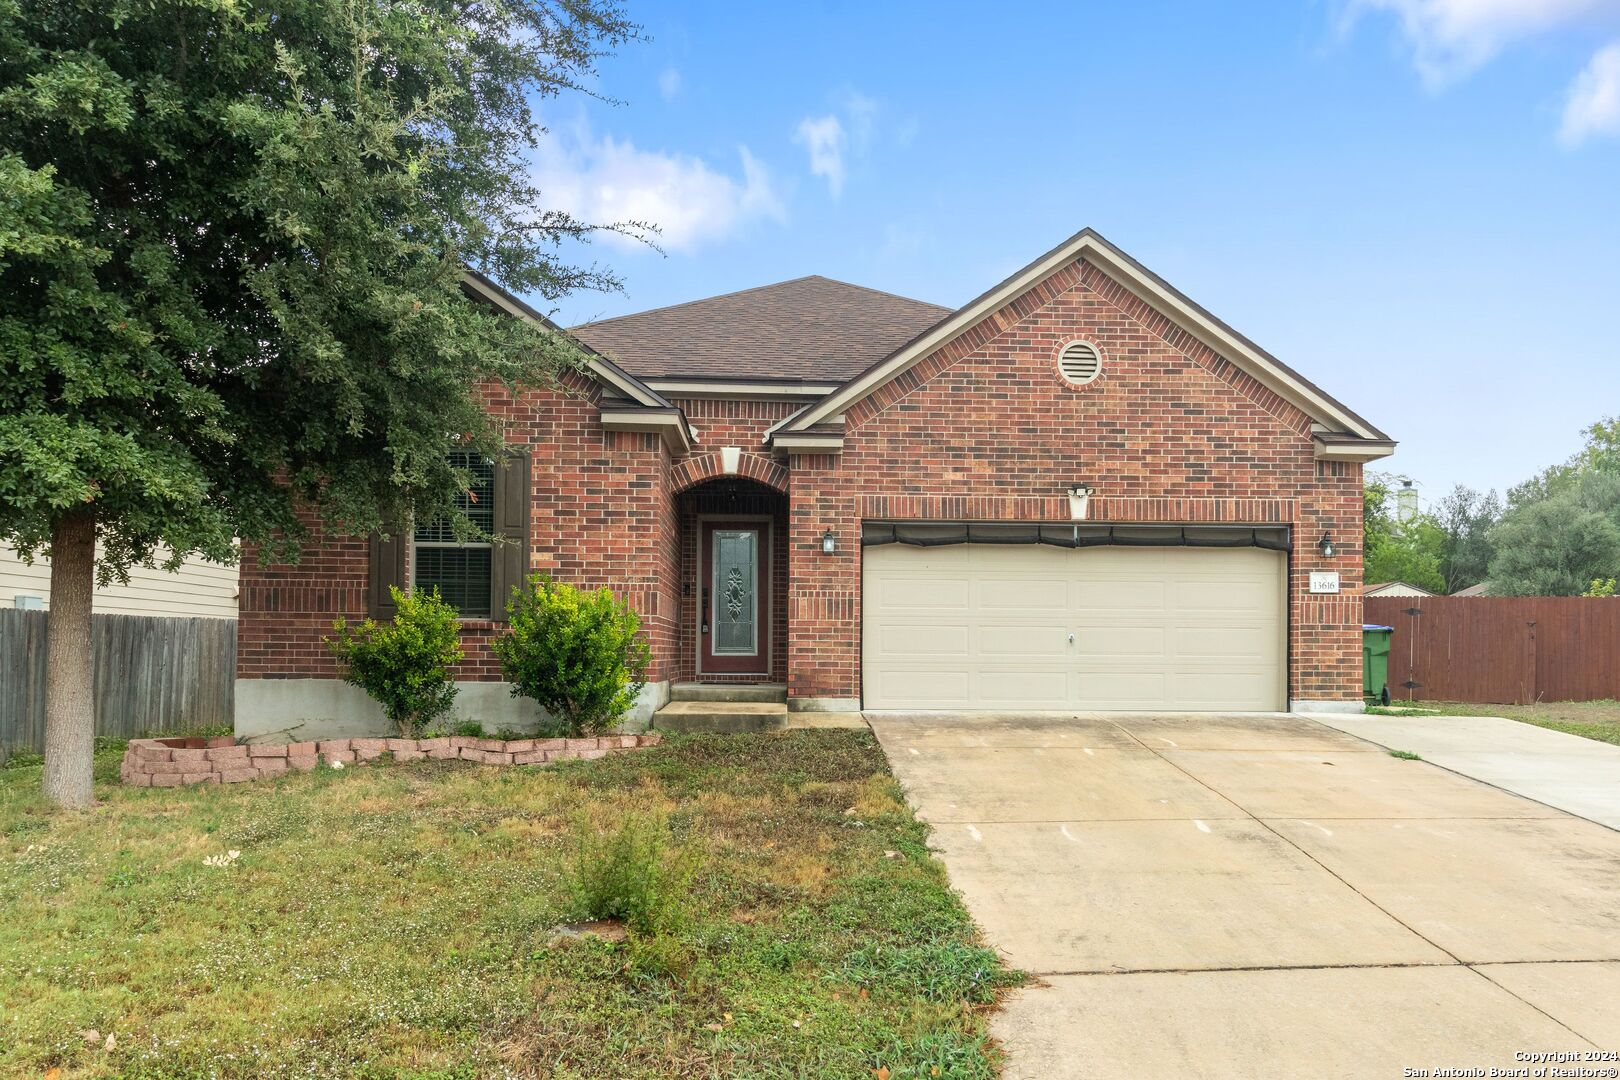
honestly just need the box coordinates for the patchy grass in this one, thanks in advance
[1369,699,1620,748]
[1387,749,1423,761]
[0,731,1020,1078]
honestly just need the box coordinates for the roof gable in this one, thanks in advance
[772,229,1393,454]
[570,276,950,382]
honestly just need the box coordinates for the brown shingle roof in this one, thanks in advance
[569,276,951,382]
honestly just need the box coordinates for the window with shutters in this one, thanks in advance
[413,452,495,619]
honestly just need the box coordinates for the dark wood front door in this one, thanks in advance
[700,521,768,674]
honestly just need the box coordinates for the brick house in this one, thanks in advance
[236,228,1393,737]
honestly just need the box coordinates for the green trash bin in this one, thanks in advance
[1363,625,1393,706]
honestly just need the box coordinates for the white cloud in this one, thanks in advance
[1345,0,1610,86]
[839,90,879,147]
[1560,41,1620,144]
[657,66,682,102]
[794,114,847,197]
[532,126,784,252]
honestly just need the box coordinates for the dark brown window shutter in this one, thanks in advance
[489,449,532,620]
[368,529,408,620]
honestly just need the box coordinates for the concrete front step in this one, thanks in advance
[654,701,790,734]
[669,682,787,704]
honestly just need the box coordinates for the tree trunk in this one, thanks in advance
[42,507,97,809]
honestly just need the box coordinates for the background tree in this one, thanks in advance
[1486,498,1620,596]
[0,0,641,807]
[1433,484,1501,593]
[1363,472,1446,593]
[1486,469,1620,596]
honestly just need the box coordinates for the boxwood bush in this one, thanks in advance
[493,574,649,736]
[325,586,463,737]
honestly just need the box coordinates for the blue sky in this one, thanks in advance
[534,0,1620,502]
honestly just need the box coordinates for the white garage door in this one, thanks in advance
[862,542,1286,711]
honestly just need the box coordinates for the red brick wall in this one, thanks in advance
[238,373,681,684]
[786,256,1364,705]
[237,514,370,680]
[241,258,1367,708]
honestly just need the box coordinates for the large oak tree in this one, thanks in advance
[1,0,640,806]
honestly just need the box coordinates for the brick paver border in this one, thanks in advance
[118,733,661,787]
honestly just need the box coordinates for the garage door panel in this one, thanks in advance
[1174,626,1274,658]
[1173,671,1283,711]
[1073,578,1168,612]
[976,577,1071,612]
[869,669,972,704]
[1075,626,1166,659]
[1175,578,1272,612]
[976,671,1072,707]
[863,540,1285,712]
[1079,672,1171,707]
[979,624,1070,656]
[877,623,971,657]
[872,575,972,611]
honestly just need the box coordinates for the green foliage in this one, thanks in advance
[1586,578,1617,598]
[836,941,1017,1005]
[1363,473,1446,593]
[566,812,696,936]
[1433,484,1502,593]
[0,731,1019,1076]
[1485,469,1620,597]
[0,0,639,579]
[493,574,650,736]
[1387,749,1422,761]
[326,587,463,737]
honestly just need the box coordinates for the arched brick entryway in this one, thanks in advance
[673,474,789,686]
[671,451,788,495]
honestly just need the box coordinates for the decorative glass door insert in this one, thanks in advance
[700,522,767,674]
[712,530,757,655]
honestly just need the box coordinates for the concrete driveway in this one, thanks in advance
[869,712,1620,1080]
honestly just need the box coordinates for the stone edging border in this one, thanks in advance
[119,733,661,787]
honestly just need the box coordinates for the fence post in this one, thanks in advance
[1525,618,1538,705]
[1401,604,1424,701]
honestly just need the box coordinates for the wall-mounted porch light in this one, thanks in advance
[1318,532,1335,558]
[1067,483,1094,522]
[821,529,837,555]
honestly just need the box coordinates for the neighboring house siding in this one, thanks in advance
[786,256,1364,705]
[0,543,238,620]
[1365,582,1433,598]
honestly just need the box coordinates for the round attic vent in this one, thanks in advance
[1057,340,1102,386]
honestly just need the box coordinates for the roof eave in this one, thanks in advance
[598,406,695,454]
[459,270,672,410]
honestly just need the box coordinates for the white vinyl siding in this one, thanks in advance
[862,543,1285,711]
[0,543,238,619]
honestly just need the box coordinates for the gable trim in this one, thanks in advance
[772,228,1391,447]
[459,270,675,412]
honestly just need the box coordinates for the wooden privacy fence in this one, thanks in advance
[0,609,235,756]
[1365,595,1620,704]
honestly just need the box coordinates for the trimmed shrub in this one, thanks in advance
[493,574,649,736]
[326,587,463,737]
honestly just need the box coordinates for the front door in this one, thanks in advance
[700,521,768,674]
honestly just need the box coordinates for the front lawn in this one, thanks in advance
[1369,699,1620,747]
[0,731,1019,1078]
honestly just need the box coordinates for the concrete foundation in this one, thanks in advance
[235,678,669,741]
[788,696,863,713]
[1288,698,1366,714]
